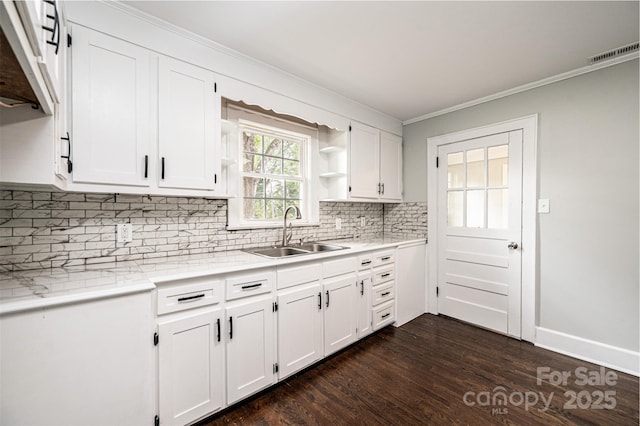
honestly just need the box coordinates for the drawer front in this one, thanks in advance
[372,301,395,330]
[372,282,395,306]
[358,253,374,270]
[157,280,223,315]
[226,270,275,301]
[373,266,395,285]
[373,250,395,267]
[323,256,357,278]
[277,262,322,290]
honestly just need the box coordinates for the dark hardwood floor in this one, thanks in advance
[201,314,639,425]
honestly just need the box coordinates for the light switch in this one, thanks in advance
[537,199,550,214]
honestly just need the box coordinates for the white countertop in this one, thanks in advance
[0,236,425,315]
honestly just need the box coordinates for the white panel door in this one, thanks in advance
[323,274,357,356]
[437,131,523,337]
[379,132,402,201]
[226,296,275,404]
[356,271,373,338]
[158,309,224,426]
[349,122,380,199]
[158,56,218,190]
[72,26,150,186]
[277,282,323,379]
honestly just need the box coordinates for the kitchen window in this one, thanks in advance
[226,103,319,229]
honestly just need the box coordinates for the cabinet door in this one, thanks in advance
[323,274,357,356]
[158,309,224,426]
[226,296,275,404]
[158,56,219,190]
[349,122,380,199]
[277,282,323,379]
[396,243,426,326]
[380,132,403,201]
[356,271,373,338]
[71,26,150,186]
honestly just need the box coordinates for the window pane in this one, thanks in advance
[466,149,485,188]
[265,179,284,198]
[466,189,485,228]
[283,140,300,160]
[283,159,300,176]
[264,157,282,175]
[244,199,264,220]
[285,180,301,199]
[243,153,262,173]
[243,132,262,154]
[263,136,282,157]
[266,199,284,220]
[488,145,509,187]
[243,177,264,198]
[447,191,463,227]
[448,152,464,189]
[488,189,508,229]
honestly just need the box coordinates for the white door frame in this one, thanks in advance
[427,115,538,343]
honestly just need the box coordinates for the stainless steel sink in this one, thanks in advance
[297,243,347,253]
[245,242,348,258]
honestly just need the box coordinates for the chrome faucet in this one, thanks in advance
[282,205,302,246]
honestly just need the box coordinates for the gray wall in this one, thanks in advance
[403,59,639,351]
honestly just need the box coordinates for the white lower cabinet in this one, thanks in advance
[356,270,373,338]
[277,282,323,379]
[158,309,224,426]
[225,295,276,404]
[323,273,357,356]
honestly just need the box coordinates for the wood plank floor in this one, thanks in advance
[200,314,639,425]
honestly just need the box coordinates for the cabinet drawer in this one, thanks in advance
[358,253,374,270]
[373,266,395,285]
[323,256,357,278]
[373,250,395,267]
[372,301,395,330]
[372,282,395,306]
[226,270,274,301]
[157,280,223,315]
[277,262,322,290]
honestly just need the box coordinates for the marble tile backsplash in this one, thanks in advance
[383,202,428,240]
[0,190,425,272]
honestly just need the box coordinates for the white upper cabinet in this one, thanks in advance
[158,57,219,191]
[348,123,403,202]
[349,122,381,199]
[379,131,403,201]
[71,25,151,186]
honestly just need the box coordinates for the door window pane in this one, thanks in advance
[466,149,485,188]
[488,189,508,229]
[466,189,485,228]
[448,152,464,189]
[488,145,509,187]
[447,191,463,227]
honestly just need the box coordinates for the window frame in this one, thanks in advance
[226,106,319,230]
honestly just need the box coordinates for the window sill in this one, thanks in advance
[226,222,321,231]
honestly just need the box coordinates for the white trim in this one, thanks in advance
[536,327,640,377]
[427,115,537,342]
[404,53,639,125]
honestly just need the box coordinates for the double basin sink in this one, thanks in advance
[245,242,348,258]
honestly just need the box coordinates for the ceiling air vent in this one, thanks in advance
[588,42,639,64]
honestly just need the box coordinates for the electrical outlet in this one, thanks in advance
[335,218,342,230]
[537,199,550,214]
[360,217,366,227]
[117,223,133,243]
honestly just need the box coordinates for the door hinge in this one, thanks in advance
[348,185,352,192]
[436,156,439,168]
[67,34,72,47]
[272,301,278,312]
[214,82,217,93]
[153,332,159,346]
[436,287,439,297]
[273,363,279,374]
[349,125,352,132]
[154,415,159,426]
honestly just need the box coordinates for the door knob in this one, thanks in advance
[508,242,519,250]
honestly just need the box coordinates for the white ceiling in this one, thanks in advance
[122,1,639,122]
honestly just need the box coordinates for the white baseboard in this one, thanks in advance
[535,327,639,377]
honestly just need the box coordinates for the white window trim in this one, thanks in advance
[227,107,319,230]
